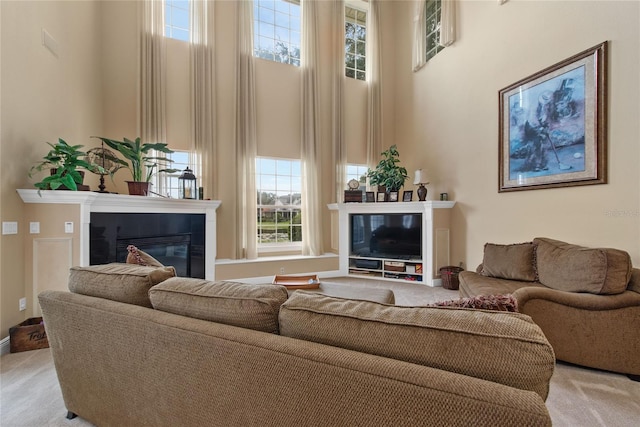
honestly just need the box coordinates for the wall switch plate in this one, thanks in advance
[30,222,40,234]
[2,222,18,235]
[64,222,74,234]
[19,298,27,311]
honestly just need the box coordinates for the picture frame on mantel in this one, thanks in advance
[498,41,608,192]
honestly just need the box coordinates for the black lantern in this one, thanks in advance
[178,167,197,199]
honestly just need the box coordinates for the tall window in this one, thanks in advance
[256,157,302,247]
[345,6,366,81]
[425,0,444,62]
[254,0,301,66]
[165,0,189,41]
[346,164,368,191]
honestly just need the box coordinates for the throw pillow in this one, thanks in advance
[534,237,632,294]
[481,242,538,282]
[68,263,176,307]
[428,294,518,312]
[126,245,164,267]
[149,278,289,333]
[279,292,554,400]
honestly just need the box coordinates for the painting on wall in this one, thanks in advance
[498,42,608,192]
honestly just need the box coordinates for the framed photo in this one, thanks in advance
[498,42,607,192]
[388,191,399,202]
[402,190,413,202]
[376,192,386,202]
[365,191,375,202]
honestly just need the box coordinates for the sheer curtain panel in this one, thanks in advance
[440,0,457,47]
[139,0,168,193]
[190,0,216,199]
[235,0,258,259]
[366,0,383,168]
[332,0,346,204]
[412,0,427,71]
[300,0,324,256]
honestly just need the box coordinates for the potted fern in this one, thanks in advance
[366,144,409,194]
[29,138,103,192]
[92,136,179,195]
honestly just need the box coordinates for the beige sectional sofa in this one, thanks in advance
[39,263,556,426]
[459,237,640,379]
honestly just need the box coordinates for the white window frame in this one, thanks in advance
[256,157,303,253]
[254,0,301,67]
[165,0,190,42]
[345,2,367,81]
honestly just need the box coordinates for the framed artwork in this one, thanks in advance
[388,191,399,202]
[402,190,413,202]
[365,191,375,202]
[376,192,386,202]
[498,42,607,192]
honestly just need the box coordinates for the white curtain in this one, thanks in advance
[412,0,427,71]
[332,0,346,203]
[190,0,216,199]
[235,0,258,259]
[440,0,456,47]
[139,0,167,192]
[366,0,383,168]
[300,0,324,256]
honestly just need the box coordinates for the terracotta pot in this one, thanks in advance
[126,181,151,196]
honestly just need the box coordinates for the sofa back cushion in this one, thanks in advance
[481,242,538,282]
[149,278,288,333]
[279,292,555,400]
[69,263,176,307]
[534,237,632,295]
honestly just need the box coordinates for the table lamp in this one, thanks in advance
[413,169,429,201]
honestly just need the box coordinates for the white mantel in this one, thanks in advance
[18,189,221,280]
[328,201,456,286]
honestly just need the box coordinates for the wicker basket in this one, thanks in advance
[439,266,464,290]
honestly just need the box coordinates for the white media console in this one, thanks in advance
[328,201,455,287]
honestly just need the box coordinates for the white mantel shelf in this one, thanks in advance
[18,189,221,280]
[328,201,456,286]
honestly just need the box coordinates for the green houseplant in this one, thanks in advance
[29,138,102,192]
[92,136,179,195]
[366,144,409,192]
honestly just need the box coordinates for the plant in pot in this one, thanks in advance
[366,144,409,197]
[29,138,105,192]
[92,136,179,196]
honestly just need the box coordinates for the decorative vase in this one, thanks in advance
[416,184,428,201]
[126,181,151,196]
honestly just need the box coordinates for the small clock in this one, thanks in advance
[347,179,360,190]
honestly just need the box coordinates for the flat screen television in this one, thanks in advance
[350,213,422,259]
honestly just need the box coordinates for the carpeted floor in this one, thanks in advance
[2,278,639,426]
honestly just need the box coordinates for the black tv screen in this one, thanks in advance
[350,213,422,259]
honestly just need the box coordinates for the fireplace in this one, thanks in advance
[90,212,205,278]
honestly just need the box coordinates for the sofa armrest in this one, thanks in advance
[513,286,640,311]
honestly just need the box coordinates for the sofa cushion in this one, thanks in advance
[481,242,538,282]
[534,237,632,295]
[279,292,555,400]
[126,244,164,267]
[149,278,289,333]
[69,263,176,307]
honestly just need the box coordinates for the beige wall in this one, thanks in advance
[0,0,104,338]
[393,0,640,269]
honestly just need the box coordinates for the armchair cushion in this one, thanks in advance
[481,242,538,282]
[534,237,632,295]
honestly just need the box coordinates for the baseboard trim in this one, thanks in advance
[1,336,10,355]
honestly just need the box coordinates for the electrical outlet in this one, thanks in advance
[64,221,74,233]
[30,222,40,234]
[19,298,27,311]
[279,267,285,274]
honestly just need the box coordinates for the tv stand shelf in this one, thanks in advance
[329,201,455,287]
[349,256,423,282]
